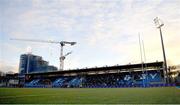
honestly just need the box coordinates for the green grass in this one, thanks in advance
[0,87,179,104]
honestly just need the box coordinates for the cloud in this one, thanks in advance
[83,0,180,65]
[0,60,19,73]
[1,0,180,73]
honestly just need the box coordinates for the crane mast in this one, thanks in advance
[10,38,76,71]
[59,42,74,71]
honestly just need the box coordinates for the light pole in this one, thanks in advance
[154,17,168,83]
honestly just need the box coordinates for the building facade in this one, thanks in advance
[19,54,57,76]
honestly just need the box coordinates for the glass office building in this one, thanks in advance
[19,54,57,76]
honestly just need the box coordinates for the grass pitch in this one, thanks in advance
[0,87,179,104]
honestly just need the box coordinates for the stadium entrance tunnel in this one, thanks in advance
[41,79,52,87]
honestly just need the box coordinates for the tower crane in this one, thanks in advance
[10,38,76,70]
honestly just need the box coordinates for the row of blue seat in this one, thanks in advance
[25,77,84,88]
[25,79,40,87]
[53,78,67,87]
[24,73,174,88]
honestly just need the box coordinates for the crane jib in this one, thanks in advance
[10,38,76,71]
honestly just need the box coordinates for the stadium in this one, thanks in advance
[1,22,180,104]
[1,31,180,104]
[1,0,180,104]
[24,61,169,88]
[0,59,180,104]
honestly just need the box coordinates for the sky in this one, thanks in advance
[0,0,180,73]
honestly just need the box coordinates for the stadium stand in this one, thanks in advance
[24,62,175,88]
